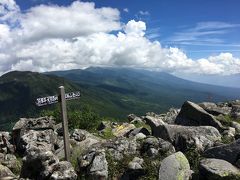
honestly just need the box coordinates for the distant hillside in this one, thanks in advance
[178,73,240,88]
[1,68,240,130]
[0,71,80,129]
[48,67,240,100]
[48,67,240,111]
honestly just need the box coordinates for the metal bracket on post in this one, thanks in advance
[59,86,70,162]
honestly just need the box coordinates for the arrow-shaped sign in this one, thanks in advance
[35,91,80,106]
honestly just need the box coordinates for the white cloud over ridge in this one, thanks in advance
[0,0,240,75]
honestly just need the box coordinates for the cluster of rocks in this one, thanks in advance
[0,117,77,179]
[0,99,240,179]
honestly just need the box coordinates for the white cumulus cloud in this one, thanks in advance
[0,0,239,76]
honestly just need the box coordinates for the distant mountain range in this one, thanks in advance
[178,73,240,88]
[0,67,240,130]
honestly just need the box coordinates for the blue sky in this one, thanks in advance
[15,0,240,59]
[0,0,240,77]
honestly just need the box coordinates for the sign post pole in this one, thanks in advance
[59,86,70,162]
[35,88,80,162]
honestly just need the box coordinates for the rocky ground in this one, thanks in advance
[0,100,240,179]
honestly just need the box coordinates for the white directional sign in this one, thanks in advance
[35,87,81,161]
[36,91,80,106]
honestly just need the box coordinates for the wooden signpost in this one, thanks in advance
[35,86,81,161]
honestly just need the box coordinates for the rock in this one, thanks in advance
[175,101,223,131]
[128,157,144,170]
[70,129,102,152]
[71,129,86,142]
[199,102,231,116]
[112,123,135,137]
[141,137,175,157]
[50,161,77,180]
[0,132,15,154]
[104,138,140,161]
[0,153,20,173]
[79,150,108,179]
[20,148,59,179]
[0,132,11,142]
[97,121,111,131]
[128,114,143,124]
[151,123,221,152]
[18,129,57,154]
[54,123,63,136]
[127,127,150,137]
[144,116,165,135]
[89,151,108,179]
[12,117,56,151]
[54,137,65,159]
[232,122,240,134]
[161,108,180,124]
[134,133,146,140]
[0,164,16,180]
[158,152,191,180]
[122,157,145,179]
[13,116,55,132]
[199,158,240,180]
[231,105,240,119]
[203,139,240,167]
[21,146,77,179]
[222,127,236,141]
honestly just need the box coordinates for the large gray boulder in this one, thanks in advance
[175,101,223,131]
[199,158,240,180]
[0,153,21,174]
[231,105,240,119]
[128,114,143,124]
[232,121,240,134]
[203,139,240,167]
[18,129,57,154]
[89,151,108,179]
[151,123,221,152]
[161,108,180,124]
[21,147,77,180]
[12,116,56,152]
[127,127,150,138]
[199,102,231,116]
[13,116,55,132]
[103,137,140,161]
[144,115,165,135]
[20,148,59,179]
[70,129,102,151]
[0,164,16,180]
[79,150,108,179]
[50,161,77,180]
[158,152,191,180]
[121,157,145,179]
[141,137,175,157]
[0,131,15,154]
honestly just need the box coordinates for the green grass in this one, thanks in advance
[106,152,136,179]
[216,114,240,127]
[184,146,202,178]
[132,121,151,133]
[98,127,115,139]
[70,146,84,171]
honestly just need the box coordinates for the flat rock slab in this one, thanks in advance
[203,139,240,166]
[112,123,135,137]
[199,158,240,180]
[199,102,231,116]
[152,123,221,152]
